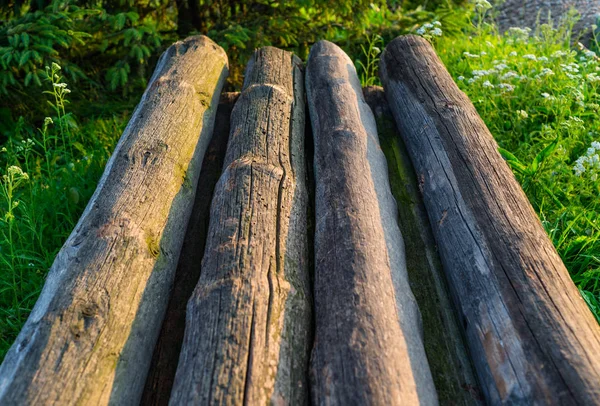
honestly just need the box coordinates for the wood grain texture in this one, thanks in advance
[363,85,483,405]
[0,35,228,406]
[169,46,312,405]
[306,40,438,406]
[381,34,600,405]
[141,92,239,406]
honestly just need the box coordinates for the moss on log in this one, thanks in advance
[141,92,239,406]
[363,85,483,405]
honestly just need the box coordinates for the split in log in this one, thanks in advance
[305,40,438,405]
[141,92,239,406]
[169,46,312,405]
[363,85,483,405]
[0,35,228,405]
[381,34,600,405]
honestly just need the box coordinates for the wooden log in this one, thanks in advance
[381,34,600,405]
[0,35,228,405]
[141,92,239,406]
[169,46,312,405]
[305,40,438,405]
[363,85,483,405]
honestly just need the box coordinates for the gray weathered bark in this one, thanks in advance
[496,0,600,43]
[306,40,438,405]
[169,46,312,405]
[0,35,228,405]
[363,85,483,405]
[141,92,239,406]
[381,34,600,405]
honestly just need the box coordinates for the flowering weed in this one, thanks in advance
[0,66,124,358]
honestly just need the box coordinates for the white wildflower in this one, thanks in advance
[501,71,519,80]
[573,141,600,179]
[474,0,492,10]
[507,27,531,42]
[498,83,515,92]
[551,50,568,58]
[587,73,600,83]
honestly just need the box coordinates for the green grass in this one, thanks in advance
[432,10,600,321]
[0,64,128,358]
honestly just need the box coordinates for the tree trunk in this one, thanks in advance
[381,34,600,405]
[141,92,239,406]
[169,46,312,405]
[363,85,483,405]
[305,40,438,406]
[0,35,228,405]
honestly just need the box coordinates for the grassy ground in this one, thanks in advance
[0,65,128,358]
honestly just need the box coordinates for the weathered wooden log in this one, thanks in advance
[363,85,483,405]
[381,34,600,405]
[141,92,239,406]
[0,35,228,405]
[305,40,438,405]
[169,46,312,405]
